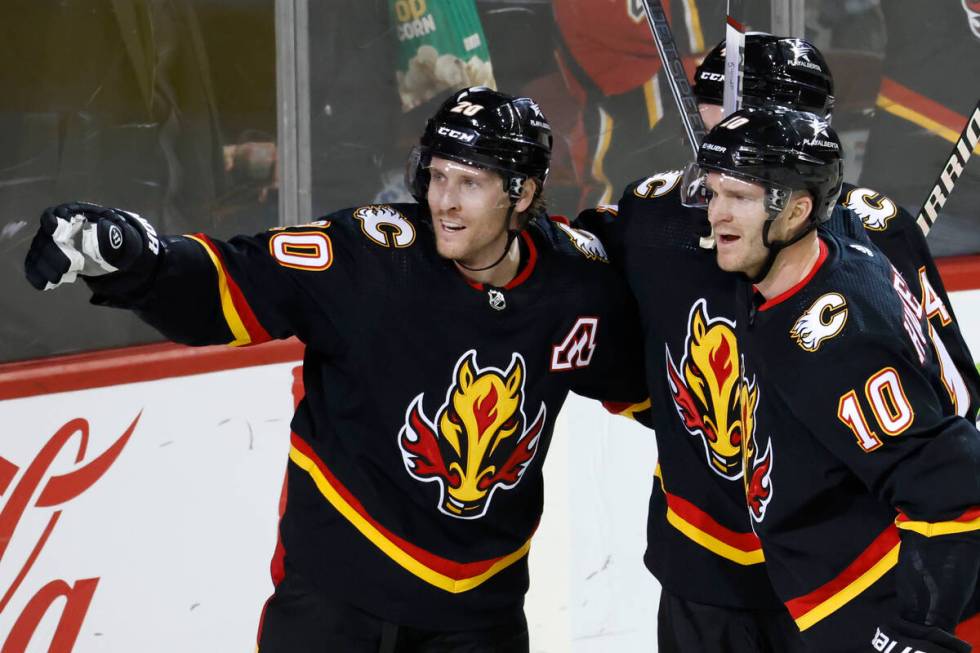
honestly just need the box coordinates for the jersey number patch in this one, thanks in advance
[837,367,915,452]
[269,231,333,271]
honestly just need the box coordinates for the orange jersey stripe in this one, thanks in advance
[603,397,652,420]
[654,466,765,565]
[786,524,900,630]
[188,234,271,347]
[289,434,532,593]
[896,507,980,537]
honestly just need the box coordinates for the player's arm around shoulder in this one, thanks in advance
[553,243,648,410]
[572,169,686,260]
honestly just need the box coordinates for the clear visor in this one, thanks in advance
[416,148,524,209]
[680,161,711,209]
[681,162,792,219]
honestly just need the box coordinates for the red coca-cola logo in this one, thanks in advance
[0,413,140,652]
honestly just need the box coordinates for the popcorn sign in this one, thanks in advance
[391,0,497,112]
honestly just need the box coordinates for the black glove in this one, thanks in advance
[24,202,160,291]
[871,621,971,653]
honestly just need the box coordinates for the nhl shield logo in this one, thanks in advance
[399,351,546,519]
[487,289,506,311]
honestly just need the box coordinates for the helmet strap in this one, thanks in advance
[456,204,521,272]
[750,214,817,284]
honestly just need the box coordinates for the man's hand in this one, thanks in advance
[24,202,159,291]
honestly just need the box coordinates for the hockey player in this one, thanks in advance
[23,87,648,653]
[691,105,980,652]
[576,33,980,652]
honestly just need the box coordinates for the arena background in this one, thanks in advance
[0,1,978,650]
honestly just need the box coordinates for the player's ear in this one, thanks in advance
[513,178,537,215]
[790,191,814,228]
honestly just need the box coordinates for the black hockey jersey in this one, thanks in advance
[575,174,980,611]
[85,203,648,629]
[735,230,980,648]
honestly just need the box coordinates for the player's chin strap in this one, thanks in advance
[456,176,528,273]
[748,215,819,284]
[456,206,521,272]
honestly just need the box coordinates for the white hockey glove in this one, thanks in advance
[24,202,160,291]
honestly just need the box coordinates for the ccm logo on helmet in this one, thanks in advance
[436,126,476,143]
[700,72,724,82]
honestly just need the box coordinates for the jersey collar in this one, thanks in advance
[754,237,829,312]
[463,230,538,291]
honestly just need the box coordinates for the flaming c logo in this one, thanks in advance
[738,373,773,523]
[399,351,545,520]
[666,299,744,480]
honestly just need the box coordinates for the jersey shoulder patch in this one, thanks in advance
[349,204,418,248]
[790,291,849,352]
[632,169,684,200]
[551,221,609,263]
[841,186,899,232]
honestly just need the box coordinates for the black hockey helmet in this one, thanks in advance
[407,86,553,204]
[693,33,835,117]
[692,106,843,223]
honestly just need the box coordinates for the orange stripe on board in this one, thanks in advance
[937,255,980,293]
[786,525,900,631]
[0,339,304,401]
[188,234,271,347]
[289,434,531,593]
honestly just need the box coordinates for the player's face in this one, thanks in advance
[427,157,519,267]
[705,172,771,277]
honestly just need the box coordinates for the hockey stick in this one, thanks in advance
[914,99,980,236]
[639,0,707,155]
[722,0,746,117]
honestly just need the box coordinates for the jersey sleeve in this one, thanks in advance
[85,220,352,349]
[567,266,650,410]
[572,204,624,261]
[843,186,980,423]
[796,333,980,630]
[887,207,980,423]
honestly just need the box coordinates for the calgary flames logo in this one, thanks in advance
[665,300,744,480]
[739,373,773,523]
[399,351,546,520]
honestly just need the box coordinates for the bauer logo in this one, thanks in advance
[399,351,545,520]
[436,126,476,143]
[108,224,123,249]
[703,143,727,153]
